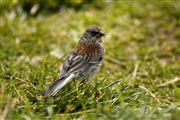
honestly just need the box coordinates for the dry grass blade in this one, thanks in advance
[0,75,29,84]
[13,85,25,104]
[89,98,118,104]
[132,62,139,79]
[139,85,160,103]
[105,56,126,66]
[157,77,180,87]
[99,80,120,91]
[1,98,18,120]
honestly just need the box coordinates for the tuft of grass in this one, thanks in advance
[1,1,180,120]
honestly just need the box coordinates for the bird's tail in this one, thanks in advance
[42,74,75,97]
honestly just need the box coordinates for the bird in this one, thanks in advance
[42,26,105,97]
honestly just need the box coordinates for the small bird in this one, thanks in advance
[42,26,105,97]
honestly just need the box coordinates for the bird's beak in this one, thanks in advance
[99,31,105,37]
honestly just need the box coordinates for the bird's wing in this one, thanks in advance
[60,43,104,78]
[60,53,90,78]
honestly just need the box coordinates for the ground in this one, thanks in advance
[0,1,180,120]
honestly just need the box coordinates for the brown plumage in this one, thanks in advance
[42,26,105,97]
[75,41,100,54]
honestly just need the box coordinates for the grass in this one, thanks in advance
[0,1,180,120]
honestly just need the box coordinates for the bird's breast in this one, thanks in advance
[75,42,103,55]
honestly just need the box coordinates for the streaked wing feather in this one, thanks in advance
[60,43,104,77]
[89,54,101,63]
[60,53,90,77]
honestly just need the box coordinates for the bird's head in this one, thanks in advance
[81,26,105,43]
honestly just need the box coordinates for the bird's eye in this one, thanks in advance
[91,31,99,35]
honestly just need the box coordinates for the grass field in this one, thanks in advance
[0,1,180,120]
